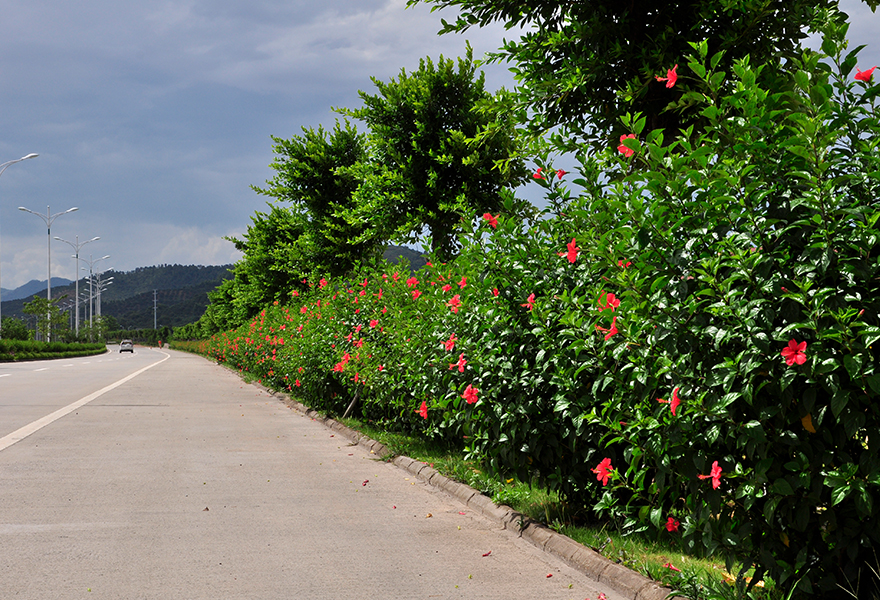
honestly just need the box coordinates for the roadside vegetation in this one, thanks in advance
[173,4,880,599]
[0,339,107,361]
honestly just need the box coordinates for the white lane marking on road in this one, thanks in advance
[0,374,9,378]
[33,368,48,372]
[0,351,172,453]
[62,364,74,367]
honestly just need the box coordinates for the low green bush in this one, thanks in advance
[0,340,107,361]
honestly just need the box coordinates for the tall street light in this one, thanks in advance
[83,254,109,340]
[19,205,78,341]
[0,153,38,338]
[54,235,99,337]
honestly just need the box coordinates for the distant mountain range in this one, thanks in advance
[0,245,425,330]
[1,277,73,302]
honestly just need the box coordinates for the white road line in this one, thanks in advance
[0,351,171,453]
[33,368,48,372]
[0,374,9,378]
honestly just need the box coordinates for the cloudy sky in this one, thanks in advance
[0,0,878,290]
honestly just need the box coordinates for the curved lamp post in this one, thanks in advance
[55,235,99,337]
[0,153,38,337]
[19,205,78,341]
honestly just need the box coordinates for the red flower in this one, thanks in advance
[443,333,457,351]
[319,278,328,288]
[411,290,422,300]
[597,291,620,312]
[521,293,536,311]
[533,167,544,180]
[565,238,579,263]
[596,316,619,340]
[617,134,636,157]
[592,457,613,486]
[664,562,682,573]
[665,517,680,532]
[406,276,418,288]
[492,287,499,297]
[458,276,467,289]
[618,259,632,267]
[483,213,499,229]
[556,169,567,179]
[462,384,479,404]
[447,294,462,313]
[370,319,379,328]
[657,387,681,416]
[698,460,723,489]
[449,353,467,372]
[781,339,807,366]
[855,66,876,82]
[442,283,453,293]
[419,400,428,420]
[655,64,678,88]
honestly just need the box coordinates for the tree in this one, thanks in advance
[406,0,875,147]
[22,296,68,342]
[338,45,526,260]
[254,120,381,278]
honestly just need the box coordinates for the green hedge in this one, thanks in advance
[184,33,879,599]
[0,340,107,362]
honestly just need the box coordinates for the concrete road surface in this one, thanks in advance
[0,348,624,599]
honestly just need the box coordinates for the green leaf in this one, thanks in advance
[771,478,795,495]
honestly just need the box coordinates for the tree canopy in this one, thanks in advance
[406,0,876,146]
[338,45,526,260]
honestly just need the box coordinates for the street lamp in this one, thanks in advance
[0,153,38,338]
[82,254,109,339]
[55,235,99,337]
[19,204,78,341]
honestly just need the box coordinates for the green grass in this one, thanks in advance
[337,416,783,600]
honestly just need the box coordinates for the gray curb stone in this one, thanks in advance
[267,390,673,600]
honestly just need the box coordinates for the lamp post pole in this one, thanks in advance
[0,153,38,338]
[19,205,78,341]
[82,254,109,341]
[54,235,99,338]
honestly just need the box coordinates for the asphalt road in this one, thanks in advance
[0,347,624,599]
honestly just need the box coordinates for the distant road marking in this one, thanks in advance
[62,364,74,367]
[33,368,48,372]
[0,374,9,378]
[0,351,171,452]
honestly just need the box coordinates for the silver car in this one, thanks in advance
[119,339,134,353]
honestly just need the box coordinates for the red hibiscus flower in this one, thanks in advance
[596,316,618,340]
[855,66,876,82]
[655,64,678,88]
[617,134,636,157]
[411,290,422,300]
[657,387,681,416]
[449,353,467,373]
[618,259,632,267]
[533,167,544,180]
[592,457,613,486]
[556,169,567,179]
[597,291,620,312]
[462,384,479,404]
[448,294,462,313]
[665,517,680,532]
[492,288,499,297]
[483,213,499,229]
[565,238,579,263]
[443,333,457,351]
[698,460,723,489]
[406,276,418,288]
[781,339,807,365]
[521,293,536,311]
[419,400,428,419]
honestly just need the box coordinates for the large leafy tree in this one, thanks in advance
[338,45,526,260]
[406,0,875,146]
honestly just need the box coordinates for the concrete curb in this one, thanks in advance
[268,390,673,600]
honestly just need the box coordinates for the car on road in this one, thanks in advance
[119,340,134,353]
